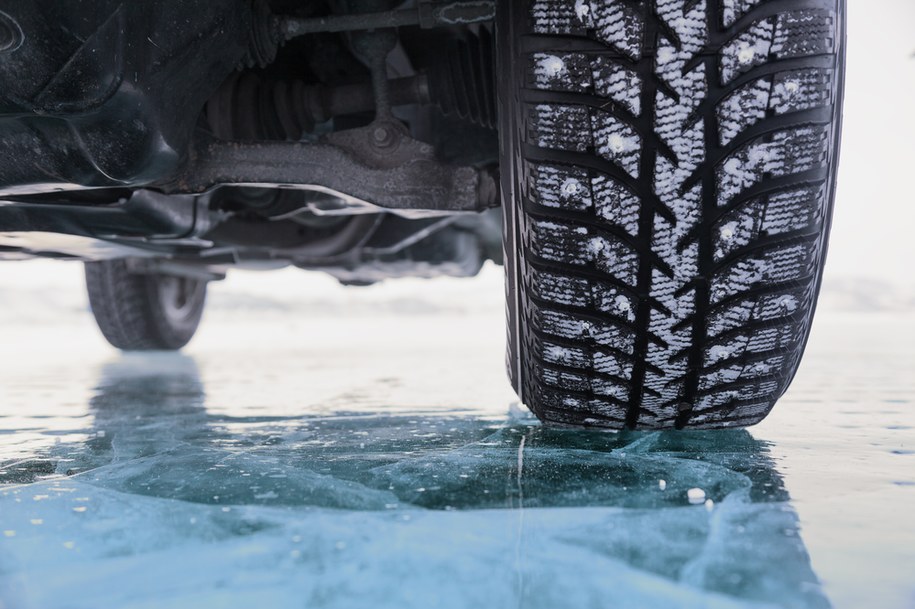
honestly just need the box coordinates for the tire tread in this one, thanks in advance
[504,0,844,429]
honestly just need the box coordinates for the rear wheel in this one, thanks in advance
[498,0,845,429]
[85,259,207,351]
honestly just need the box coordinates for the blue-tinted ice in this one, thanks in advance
[1,266,913,609]
[2,357,830,609]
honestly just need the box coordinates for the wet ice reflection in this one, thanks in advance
[1,355,831,609]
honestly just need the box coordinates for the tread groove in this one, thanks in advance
[504,0,844,430]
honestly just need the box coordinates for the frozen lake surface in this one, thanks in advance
[0,263,913,609]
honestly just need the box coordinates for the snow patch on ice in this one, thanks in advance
[687,488,706,505]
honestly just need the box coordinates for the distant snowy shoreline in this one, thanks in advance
[0,261,912,324]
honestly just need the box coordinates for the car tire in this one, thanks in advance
[85,259,207,351]
[497,0,846,429]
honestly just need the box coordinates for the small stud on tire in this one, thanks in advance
[498,0,846,429]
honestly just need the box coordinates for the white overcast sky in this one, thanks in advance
[827,0,915,285]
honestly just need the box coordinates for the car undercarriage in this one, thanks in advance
[0,0,501,284]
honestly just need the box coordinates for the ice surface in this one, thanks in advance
[0,356,830,609]
[0,263,914,609]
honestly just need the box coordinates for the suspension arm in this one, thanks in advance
[278,0,495,37]
[167,127,498,213]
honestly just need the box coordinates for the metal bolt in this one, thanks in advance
[371,124,396,148]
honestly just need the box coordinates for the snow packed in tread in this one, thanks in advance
[513,0,840,429]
